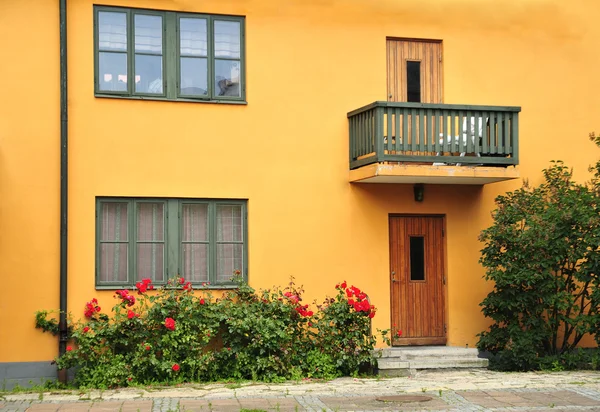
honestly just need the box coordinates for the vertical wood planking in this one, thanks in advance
[466,110,473,153]
[498,112,504,154]
[418,109,425,152]
[395,108,401,152]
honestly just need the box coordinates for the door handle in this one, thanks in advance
[391,271,398,282]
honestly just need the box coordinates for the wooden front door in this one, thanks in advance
[389,216,446,345]
[387,39,443,103]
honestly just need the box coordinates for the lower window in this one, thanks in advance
[96,197,247,288]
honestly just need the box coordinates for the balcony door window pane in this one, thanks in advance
[134,14,163,94]
[98,12,128,92]
[179,18,208,96]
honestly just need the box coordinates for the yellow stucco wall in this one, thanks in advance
[1,0,599,362]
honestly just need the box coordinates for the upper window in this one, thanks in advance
[94,6,245,102]
[96,198,247,288]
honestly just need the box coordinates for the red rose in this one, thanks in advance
[346,289,353,298]
[341,281,347,289]
[348,299,355,305]
[179,277,185,284]
[200,298,205,305]
[127,310,136,319]
[368,312,375,318]
[164,317,176,331]
[66,346,72,352]
[145,345,151,351]
[172,363,180,372]
[397,330,403,337]
[142,278,152,285]
[83,326,90,333]
[136,281,147,294]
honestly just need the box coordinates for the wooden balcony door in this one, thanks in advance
[386,39,443,103]
[389,216,446,345]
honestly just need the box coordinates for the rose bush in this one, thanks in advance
[36,276,387,388]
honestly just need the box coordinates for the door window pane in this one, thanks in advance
[99,52,128,92]
[180,18,207,56]
[135,15,163,53]
[215,60,241,97]
[214,21,240,58]
[135,55,163,93]
[410,236,425,281]
[180,57,208,96]
[98,11,127,51]
[407,61,421,103]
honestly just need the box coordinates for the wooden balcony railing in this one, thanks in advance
[348,101,521,170]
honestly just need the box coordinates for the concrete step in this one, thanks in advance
[375,346,489,376]
[378,357,489,370]
[377,346,481,360]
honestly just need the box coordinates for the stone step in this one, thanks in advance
[375,346,489,376]
[377,346,481,360]
[385,357,488,369]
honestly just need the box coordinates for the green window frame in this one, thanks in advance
[96,198,248,289]
[93,6,246,103]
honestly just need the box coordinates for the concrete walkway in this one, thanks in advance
[3,369,600,411]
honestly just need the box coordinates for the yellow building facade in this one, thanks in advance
[0,0,599,385]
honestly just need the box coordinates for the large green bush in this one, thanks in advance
[477,141,600,371]
[36,277,386,388]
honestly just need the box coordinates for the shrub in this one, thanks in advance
[477,152,600,371]
[36,276,385,388]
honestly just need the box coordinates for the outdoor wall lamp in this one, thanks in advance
[414,184,425,202]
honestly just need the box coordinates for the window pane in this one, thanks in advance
[180,18,207,56]
[183,244,208,282]
[410,236,425,281]
[217,243,243,283]
[180,57,208,96]
[217,205,242,241]
[214,21,240,58]
[135,14,163,54]
[407,61,421,103]
[215,60,241,97]
[135,55,163,93]
[137,203,164,241]
[100,202,128,241]
[137,244,164,281]
[182,204,208,241]
[99,52,128,92]
[99,244,128,282]
[98,11,127,51]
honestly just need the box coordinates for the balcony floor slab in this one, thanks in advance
[349,163,520,185]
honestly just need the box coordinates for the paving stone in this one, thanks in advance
[57,403,93,411]
[120,400,153,412]
[23,405,60,412]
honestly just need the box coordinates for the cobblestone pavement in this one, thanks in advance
[3,369,600,411]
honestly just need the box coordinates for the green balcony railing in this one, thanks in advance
[348,101,521,170]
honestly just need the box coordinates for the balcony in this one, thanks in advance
[348,102,521,184]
